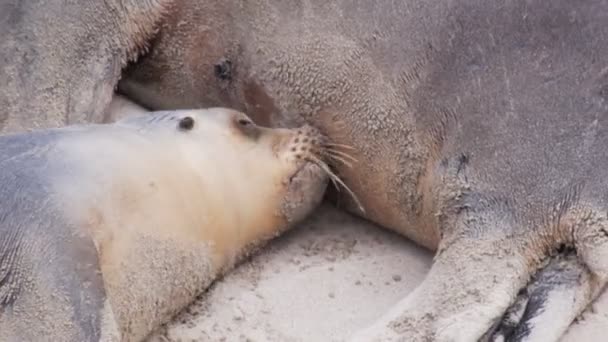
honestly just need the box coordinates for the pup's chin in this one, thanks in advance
[280,161,328,226]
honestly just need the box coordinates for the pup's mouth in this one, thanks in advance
[281,160,328,224]
[287,160,326,185]
[288,161,308,184]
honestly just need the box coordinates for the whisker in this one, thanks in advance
[308,154,339,186]
[307,155,365,214]
[322,153,353,168]
[326,149,358,163]
[324,142,356,150]
[309,154,342,191]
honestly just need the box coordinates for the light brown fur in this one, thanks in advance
[0,108,328,342]
[65,108,328,341]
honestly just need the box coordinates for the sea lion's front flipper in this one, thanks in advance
[485,251,597,342]
[349,234,531,342]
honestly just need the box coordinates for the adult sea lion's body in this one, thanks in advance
[0,108,328,341]
[3,0,608,340]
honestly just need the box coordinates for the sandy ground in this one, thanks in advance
[145,203,608,342]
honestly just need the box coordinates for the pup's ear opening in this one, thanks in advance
[178,116,195,131]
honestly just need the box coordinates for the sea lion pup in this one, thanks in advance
[4,0,608,341]
[0,108,330,342]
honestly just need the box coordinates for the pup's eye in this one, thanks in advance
[235,117,260,140]
[238,118,253,127]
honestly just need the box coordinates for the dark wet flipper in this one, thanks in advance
[487,252,597,342]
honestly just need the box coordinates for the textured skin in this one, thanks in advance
[0,0,172,133]
[3,0,608,340]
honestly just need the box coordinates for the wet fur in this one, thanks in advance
[3,0,608,340]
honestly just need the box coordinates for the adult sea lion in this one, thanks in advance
[3,0,608,340]
[0,107,329,341]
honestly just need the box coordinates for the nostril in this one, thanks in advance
[213,58,233,81]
